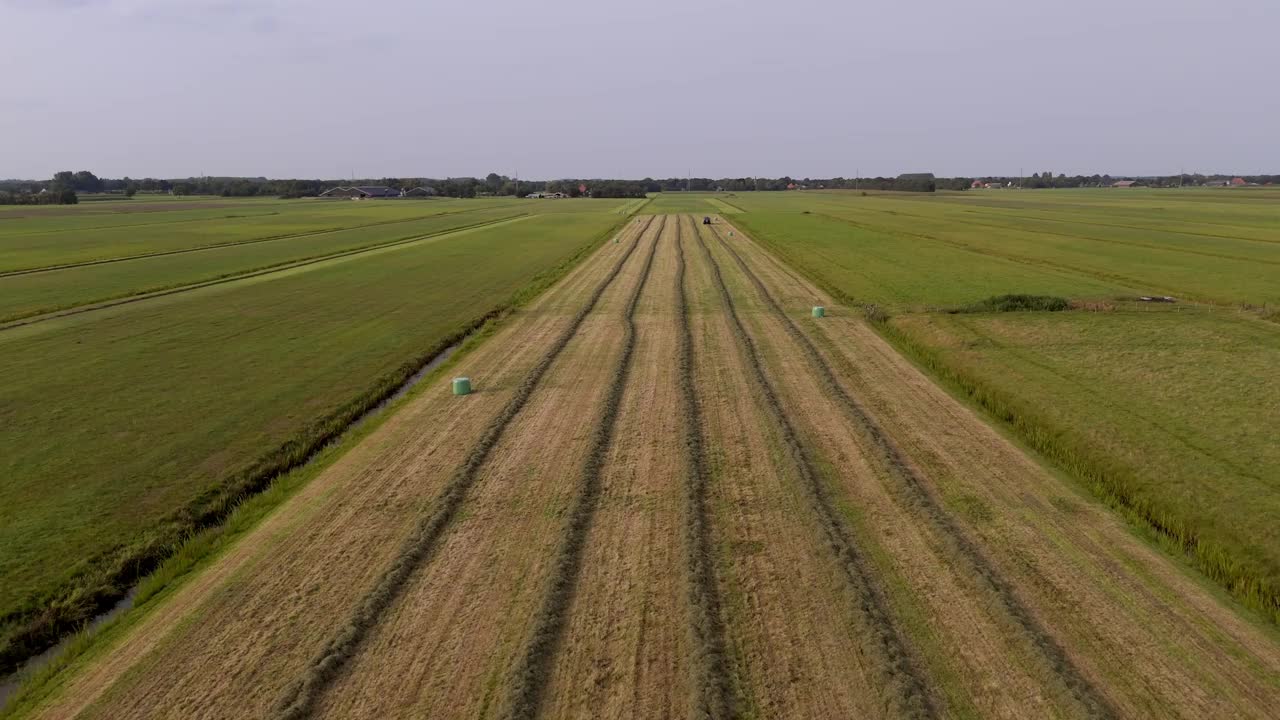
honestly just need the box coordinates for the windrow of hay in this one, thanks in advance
[690,216,936,720]
[706,222,1117,720]
[272,215,656,720]
[501,215,663,720]
[673,220,735,719]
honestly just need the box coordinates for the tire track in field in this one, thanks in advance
[689,215,937,720]
[674,219,735,720]
[706,220,1119,720]
[0,214,528,333]
[501,216,665,720]
[272,215,657,720]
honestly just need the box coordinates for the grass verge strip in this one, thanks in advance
[690,215,936,719]
[501,216,664,720]
[675,220,735,719]
[708,221,1117,719]
[272,216,656,720]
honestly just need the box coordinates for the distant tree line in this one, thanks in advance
[976,171,1280,189]
[4,169,1276,205]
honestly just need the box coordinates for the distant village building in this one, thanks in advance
[1111,180,1138,188]
[971,179,985,189]
[525,191,568,199]
[403,186,437,197]
[1231,177,1247,186]
[318,185,403,199]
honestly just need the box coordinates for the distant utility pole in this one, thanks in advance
[1019,168,1024,189]
[855,168,859,192]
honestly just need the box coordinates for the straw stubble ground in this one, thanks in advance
[538,217,690,718]
[15,212,1280,720]
[310,219,659,718]
[712,216,1280,718]
[23,219,654,720]
[682,215,889,718]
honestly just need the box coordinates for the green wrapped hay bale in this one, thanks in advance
[452,377,472,396]
[812,306,826,318]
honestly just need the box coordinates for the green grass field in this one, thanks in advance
[724,187,1280,621]
[646,192,719,214]
[0,197,628,670]
[0,197,520,271]
[0,206,528,322]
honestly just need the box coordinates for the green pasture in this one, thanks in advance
[0,198,522,272]
[0,202,626,666]
[725,187,1280,621]
[646,192,719,214]
[0,207,527,322]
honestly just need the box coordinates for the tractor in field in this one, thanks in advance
[702,216,712,225]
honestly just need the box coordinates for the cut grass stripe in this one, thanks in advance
[271,216,655,720]
[501,216,664,720]
[674,220,735,719]
[690,215,936,719]
[707,220,1118,720]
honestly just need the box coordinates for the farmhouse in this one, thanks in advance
[318,185,403,199]
[1111,180,1138,188]
[403,186,437,197]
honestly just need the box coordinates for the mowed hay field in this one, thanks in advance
[0,196,628,673]
[726,187,1280,623]
[5,212,1280,720]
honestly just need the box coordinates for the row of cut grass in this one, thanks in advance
[274,216,653,719]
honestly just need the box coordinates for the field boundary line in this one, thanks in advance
[0,202,523,277]
[272,216,657,720]
[0,214,631,686]
[690,215,937,719]
[708,220,1118,719]
[674,219,735,719]
[502,216,664,720]
[0,213,530,332]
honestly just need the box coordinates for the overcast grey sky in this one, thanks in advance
[2,0,1276,180]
